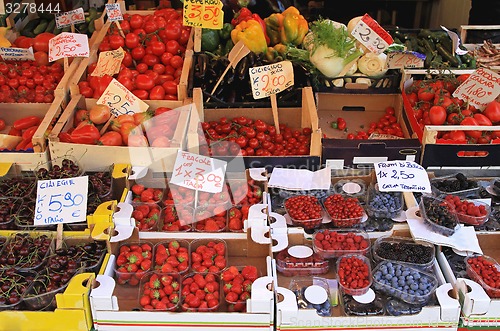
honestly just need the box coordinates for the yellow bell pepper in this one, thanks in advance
[264,6,309,46]
[0,27,12,48]
[231,19,268,54]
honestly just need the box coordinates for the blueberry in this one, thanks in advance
[385,274,393,280]
[410,283,418,290]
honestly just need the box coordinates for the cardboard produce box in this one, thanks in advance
[189,87,322,172]
[89,227,275,330]
[48,94,193,173]
[317,93,421,169]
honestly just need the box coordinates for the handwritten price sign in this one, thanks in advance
[91,47,125,77]
[452,68,500,110]
[105,3,123,22]
[351,14,393,54]
[249,61,294,99]
[183,0,223,29]
[170,151,227,193]
[97,78,149,116]
[34,176,88,225]
[0,47,35,61]
[48,33,89,62]
[386,51,425,69]
[374,161,431,193]
[55,7,85,29]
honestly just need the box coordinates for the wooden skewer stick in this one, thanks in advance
[270,94,280,134]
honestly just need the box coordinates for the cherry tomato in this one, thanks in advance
[429,105,447,125]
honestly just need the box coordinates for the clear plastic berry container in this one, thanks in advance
[131,202,161,232]
[114,241,154,287]
[153,239,190,274]
[160,203,193,232]
[313,229,370,259]
[0,173,36,199]
[164,183,196,207]
[372,261,438,305]
[365,184,404,219]
[0,269,36,311]
[13,198,56,231]
[336,254,372,296]
[453,198,491,226]
[275,245,329,276]
[0,235,7,252]
[465,254,500,298]
[34,156,84,180]
[139,271,181,311]
[180,272,220,312]
[0,232,53,271]
[189,239,227,274]
[221,265,262,312]
[430,173,480,198]
[372,236,435,271]
[322,194,364,228]
[333,179,367,201]
[54,237,108,274]
[86,165,114,199]
[192,204,228,232]
[284,195,324,230]
[0,198,23,230]
[289,277,332,316]
[419,195,460,237]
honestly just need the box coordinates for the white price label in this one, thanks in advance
[105,3,123,22]
[386,51,425,69]
[55,8,85,29]
[351,14,393,54]
[374,161,431,193]
[97,78,149,116]
[48,33,90,62]
[34,176,89,225]
[452,68,500,110]
[0,47,35,61]
[91,47,125,77]
[249,60,294,99]
[170,151,227,193]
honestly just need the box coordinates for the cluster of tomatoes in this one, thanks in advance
[466,255,500,297]
[200,116,312,157]
[59,104,178,147]
[323,194,364,227]
[79,8,190,101]
[405,74,500,144]
[0,115,42,151]
[221,265,259,312]
[330,106,404,139]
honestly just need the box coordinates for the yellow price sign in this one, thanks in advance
[183,0,223,29]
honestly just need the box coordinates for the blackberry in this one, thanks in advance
[375,242,433,265]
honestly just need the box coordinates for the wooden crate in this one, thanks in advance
[48,94,193,172]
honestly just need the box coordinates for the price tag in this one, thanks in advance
[91,47,125,77]
[55,7,85,29]
[386,51,425,69]
[105,3,123,22]
[183,0,223,29]
[452,68,500,110]
[351,14,393,54]
[97,78,149,116]
[441,26,468,56]
[249,60,294,99]
[0,47,35,61]
[374,161,431,193]
[48,33,90,62]
[34,176,89,225]
[170,151,227,193]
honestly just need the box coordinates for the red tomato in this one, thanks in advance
[483,100,500,124]
[109,35,125,50]
[162,80,177,95]
[142,54,159,67]
[457,74,470,84]
[149,85,166,100]
[170,55,183,69]
[429,105,447,125]
[131,46,146,61]
[125,33,140,49]
[135,74,155,90]
[179,28,191,45]
[165,23,182,40]
[473,113,493,126]
[449,130,466,142]
[13,116,41,130]
[460,117,482,139]
[33,32,55,53]
[417,87,434,102]
[0,118,5,131]
[129,14,144,29]
[70,123,101,145]
[99,131,123,146]
[150,41,166,56]
[166,40,181,55]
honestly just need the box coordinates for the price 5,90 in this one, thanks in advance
[48,192,84,212]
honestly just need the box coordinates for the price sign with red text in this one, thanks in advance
[97,78,149,116]
[386,51,425,69]
[91,47,125,77]
[351,14,393,54]
[249,60,294,99]
[105,3,123,22]
[48,33,89,62]
[170,151,227,193]
[183,0,223,29]
[452,68,500,110]
[55,7,85,29]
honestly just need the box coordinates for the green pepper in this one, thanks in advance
[224,39,234,55]
[201,28,220,52]
[219,23,234,40]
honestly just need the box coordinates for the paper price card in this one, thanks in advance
[351,14,394,55]
[386,51,425,69]
[170,151,227,193]
[34,176,89,225]
[374,161,431,193]
[48,33,90,62]
[105,3,123,22]
[249,60,294,99]
[183,0,223,29]
[55,7,85,29]
[0,47,35,61]
[452,68,500,110]
[97,78,149,116]
[91,47,125,77]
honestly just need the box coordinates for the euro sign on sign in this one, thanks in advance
[249,61,294,99]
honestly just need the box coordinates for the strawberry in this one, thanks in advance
[131,184,145,196]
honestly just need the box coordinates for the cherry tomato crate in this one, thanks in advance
[317,93,421,169]
[188,86,322,172]
[401,69,500,168]
[275,229,461,331]
[0,230,112,331]
[89,226,275,331]
[48,94,193,173]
